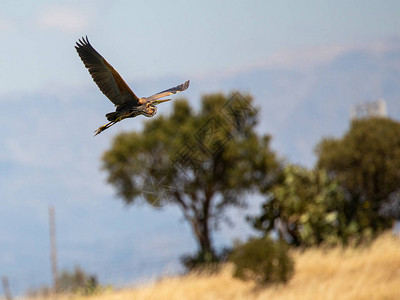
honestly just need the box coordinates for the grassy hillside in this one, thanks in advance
[29,232,400,300]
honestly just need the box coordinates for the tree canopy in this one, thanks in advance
[102,92,281,261]
[316,117,400,238]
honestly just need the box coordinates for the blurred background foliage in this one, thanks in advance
[252,165,349,247]
[101,92,400,285]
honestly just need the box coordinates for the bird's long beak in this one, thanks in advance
[153,99,171,105]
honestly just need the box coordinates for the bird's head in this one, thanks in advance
[140,98,171,117]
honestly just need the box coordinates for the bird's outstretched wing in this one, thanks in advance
[146,80,190,101]
[75,36,140,107]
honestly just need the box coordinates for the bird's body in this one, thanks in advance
[75,36,189,136]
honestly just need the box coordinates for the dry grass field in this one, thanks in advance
[28,232,400,300]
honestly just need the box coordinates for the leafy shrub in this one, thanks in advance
[26,266,100,297]
[57,266,99,295]
[230,236,294,286]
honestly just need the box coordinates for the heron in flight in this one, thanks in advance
[75,36,190,136]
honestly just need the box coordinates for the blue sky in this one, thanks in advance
[1,0,400,294]
[0,0,399,94]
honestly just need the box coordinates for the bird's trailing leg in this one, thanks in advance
[94,121,116,136]
[94,115,126,136]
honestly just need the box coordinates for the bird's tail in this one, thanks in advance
[106,112,118,121]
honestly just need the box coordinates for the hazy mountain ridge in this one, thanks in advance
[216,40,400,164]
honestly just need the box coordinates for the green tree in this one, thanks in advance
[252,165,349,247]
[102,92,281,261]
[316,117,400,239]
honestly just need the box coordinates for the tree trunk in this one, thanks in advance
[190,193,216,258]
[174,191,216,259]
[191,215,215,257]
[200,221,214,255]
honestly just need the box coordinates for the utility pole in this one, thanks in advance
[1,276,13,300]
[49,205,58,296]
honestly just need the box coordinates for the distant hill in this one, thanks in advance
[208,38,400,165]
